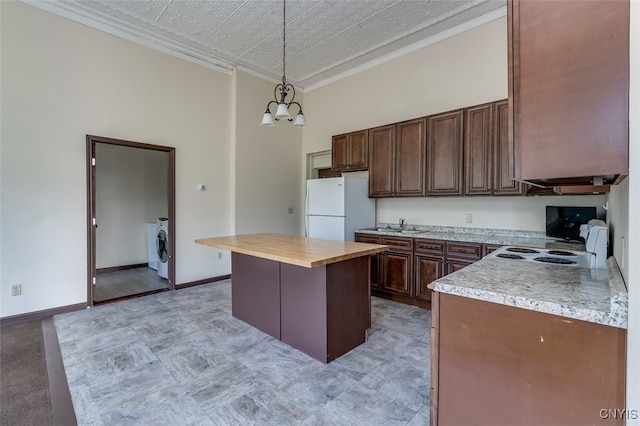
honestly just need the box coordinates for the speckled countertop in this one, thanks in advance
[356,224,584,250]
[433,256,628,329]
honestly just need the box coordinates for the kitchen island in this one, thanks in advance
[195,233,388,363]
[429,256,628,426]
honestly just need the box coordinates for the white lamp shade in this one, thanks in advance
[261,112,275,126]
[293,113,307,128]
[275,103,290,120]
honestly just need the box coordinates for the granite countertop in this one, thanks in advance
[356,225,584,250]
[432,256,628,329]
[195,233,388,268]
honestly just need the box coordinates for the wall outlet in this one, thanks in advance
[218,252,223,260]
[11,284,22,296]
[288,207,294,214]
[465,213,473,223]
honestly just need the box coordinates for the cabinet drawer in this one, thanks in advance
[483,244,502,256]
[446,242,482,260]
[381,236,414,252]
[355,233,381,244]
[415,239,445,255]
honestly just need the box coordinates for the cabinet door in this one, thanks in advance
[427,110,463,196]
[395,118,426,197]
[348,130,369,170]
[464,103,493,196]
[493,100,525,195]
[509,0,628,185]
[381,252,412,297]
[483,244,502,256]
[331,134,348,171]
[415,255,444,302]
[355,233,381,290]
[369,125,396,197]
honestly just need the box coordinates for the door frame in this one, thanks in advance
[86,135,176,306]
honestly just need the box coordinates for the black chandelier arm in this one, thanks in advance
[264,100,279,114]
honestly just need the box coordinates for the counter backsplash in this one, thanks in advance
[376,223,547,240]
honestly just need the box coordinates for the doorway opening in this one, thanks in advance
[86,135,176,306]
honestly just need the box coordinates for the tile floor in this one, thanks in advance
[54,280,431,425]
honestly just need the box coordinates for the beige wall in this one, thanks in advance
[303,16,605,233]
[95,144,168,269]
[0,1,233,316]
[625,0,639,418]
[234,70,303,235]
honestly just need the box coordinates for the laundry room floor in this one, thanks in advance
[95,267,168,302]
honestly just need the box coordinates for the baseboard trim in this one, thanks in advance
[96,262,148,274]
[0,303,87,326]
[42,318,77,425]
[175,274,231,290]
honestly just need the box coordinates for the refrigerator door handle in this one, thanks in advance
[305,186,310,237]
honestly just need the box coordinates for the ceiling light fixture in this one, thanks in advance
[261,0,306,128]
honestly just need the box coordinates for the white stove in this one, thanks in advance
[488,246,590,267]
[488,219,609,269]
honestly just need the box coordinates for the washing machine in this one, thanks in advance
[156,217,169,279]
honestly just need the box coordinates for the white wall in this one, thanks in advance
[625,0,639,420]
[303,16,605,232]
[233,70,303,235]
[95,144,168,269]
[0,1,232,317]
[377,195,607,231]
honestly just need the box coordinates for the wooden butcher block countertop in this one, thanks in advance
[195,233,388,268]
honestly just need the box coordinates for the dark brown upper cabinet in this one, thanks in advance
[331,129,369,172]
[427,110,464,196]
[369,119,426,197]
[368,125,396,197]
[508,0,629,187]
[464,103,493,195]
[464,100,525,196]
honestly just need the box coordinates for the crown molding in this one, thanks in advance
[304,6,507,92]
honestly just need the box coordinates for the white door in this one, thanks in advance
[306,178,345,216]
[307,215,346,241]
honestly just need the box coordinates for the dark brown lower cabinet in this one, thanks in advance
[355,233,501,310]
[431,292,626,425]
[414,255,444,302]
[381,252,412,297]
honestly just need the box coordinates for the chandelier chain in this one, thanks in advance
[282,0,286,83]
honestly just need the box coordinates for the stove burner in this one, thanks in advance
[546,250,576,257]
[506,247,540,254]
[534,257,577,265]
[496,253,525,260]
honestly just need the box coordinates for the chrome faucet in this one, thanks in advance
[399,218,405,230]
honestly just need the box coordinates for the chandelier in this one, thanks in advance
[260,0,307,128]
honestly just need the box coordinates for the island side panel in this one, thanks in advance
[231,253,281,339]
[326,256,370,362]
[435,292,626,426]
[280,264,328,363]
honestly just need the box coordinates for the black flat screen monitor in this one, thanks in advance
[546,206,597,242]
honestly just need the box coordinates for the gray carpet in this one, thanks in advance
[0,320,54,426]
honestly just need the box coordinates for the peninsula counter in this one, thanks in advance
[195,233,388,363]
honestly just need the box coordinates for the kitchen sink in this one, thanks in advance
[376,228,423,234]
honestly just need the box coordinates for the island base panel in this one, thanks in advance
[432,292,626,426]
[231,253,281,339]
[281,256,369,363]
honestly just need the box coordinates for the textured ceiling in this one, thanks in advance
[31,0,506,89]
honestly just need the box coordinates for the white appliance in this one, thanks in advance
[156,217,169,279]
[146,223,159,270]
[305,176,375,242]
[488,219,609,269]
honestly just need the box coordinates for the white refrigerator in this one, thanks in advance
[305,176,376,242]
